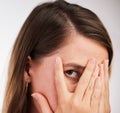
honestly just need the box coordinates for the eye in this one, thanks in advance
[64,70,80,82]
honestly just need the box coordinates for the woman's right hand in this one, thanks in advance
[32,57,110,113]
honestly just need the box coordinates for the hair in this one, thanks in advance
[2,0,113,113]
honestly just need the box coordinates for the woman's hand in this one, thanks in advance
[32,57,111,113]
[98,61,111,113]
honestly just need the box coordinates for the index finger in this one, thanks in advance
[54,57,69,102]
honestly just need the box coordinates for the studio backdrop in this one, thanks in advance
[0,0,120,113]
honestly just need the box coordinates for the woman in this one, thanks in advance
[2,0,113,113]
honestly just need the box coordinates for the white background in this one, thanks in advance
[0,0,120,113]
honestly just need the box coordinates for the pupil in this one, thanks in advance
[67,70,73,75]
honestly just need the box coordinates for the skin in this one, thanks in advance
[24,31,110,113]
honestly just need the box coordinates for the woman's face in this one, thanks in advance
[29,32,108,111]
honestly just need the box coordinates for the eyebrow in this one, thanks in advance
[63,63,85,70]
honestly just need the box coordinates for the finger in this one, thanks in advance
[103,60,109,88]
[99,64,104,99]
[98,62,110,113]
[99,62,110,113]
[74,58,96,100]
[91,77,102,112]
[99,63,104,76]
[104,60,109,101]
[100,62,108,104]
[31,93,53,113]
[103,60,110,112]
[99,64,105,113]
[99,90,104,113]
[84,64,99,103]
[54,57,69,103]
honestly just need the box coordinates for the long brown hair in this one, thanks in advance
[2,0,113,113]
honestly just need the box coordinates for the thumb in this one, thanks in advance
[31,93,53,113]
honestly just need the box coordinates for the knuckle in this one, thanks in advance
[88,83,93,91]
[87,78,96,91]
[84,78,96,93]
[71,97,90,113]
[92,91,100,100]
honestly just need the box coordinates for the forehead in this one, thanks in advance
[57,33,108,66]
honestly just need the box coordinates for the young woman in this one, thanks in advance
[2,0,113,113]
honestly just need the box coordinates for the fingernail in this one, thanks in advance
[31,93,38,101]
[56,57,61,64]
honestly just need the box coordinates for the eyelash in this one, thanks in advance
[64,70,82,82]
